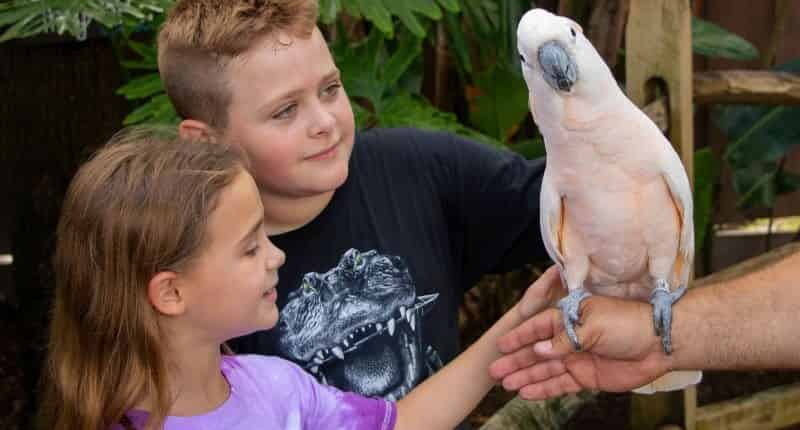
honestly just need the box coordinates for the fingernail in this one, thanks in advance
[533,340,553,354]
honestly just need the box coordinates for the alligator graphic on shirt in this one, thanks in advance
[275,248,441,401]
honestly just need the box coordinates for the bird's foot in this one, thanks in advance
[649,280,688,355]
[557,287,592,351]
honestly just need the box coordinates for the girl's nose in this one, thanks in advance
[265,240,286,270]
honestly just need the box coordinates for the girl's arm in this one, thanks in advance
[394,267,559,430]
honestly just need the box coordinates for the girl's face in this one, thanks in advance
[178,170,286,342]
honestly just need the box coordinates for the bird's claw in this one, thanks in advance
[557,288,592,351]
[649,282,687,355]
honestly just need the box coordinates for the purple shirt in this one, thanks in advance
[119,355,396,429]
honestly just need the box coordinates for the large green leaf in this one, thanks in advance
[382,32,423,88]
[355,0,393,38]
[436,0,460,13]
[378,92,503,148]
[693,148,718,253]
[333,26,424,113]
[508,138,545,160]
[123,93,178,125]
[318,0,340,24]
[116,72,163,100]
[332,28,388,107]
[383,0,426,38]
[0,0,170,42]
[692,16,758,61]
[714,58,800,208]
[468,63,529,141]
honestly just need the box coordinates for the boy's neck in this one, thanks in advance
[262,189,335,235]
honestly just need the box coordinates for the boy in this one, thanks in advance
[158,0,547,411]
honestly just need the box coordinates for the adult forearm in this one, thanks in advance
[669,251,800,370]
[394,305,522,430]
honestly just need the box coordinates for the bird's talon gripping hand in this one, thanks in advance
[649,282,687,355]
[557,288,592,351]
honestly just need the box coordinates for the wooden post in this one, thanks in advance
[626,1,695,429]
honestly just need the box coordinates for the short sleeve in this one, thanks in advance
[277,358,397,430]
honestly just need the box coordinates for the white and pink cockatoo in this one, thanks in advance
[516,8,701,393]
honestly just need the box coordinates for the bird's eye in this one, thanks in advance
[519,54,527,64]
[570,28,577,38]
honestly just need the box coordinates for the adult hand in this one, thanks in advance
[490,294,673,400]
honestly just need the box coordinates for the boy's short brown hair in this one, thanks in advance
[158,0,318,129]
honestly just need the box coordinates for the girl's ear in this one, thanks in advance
[178,119,215,141]
[148,271,186,316]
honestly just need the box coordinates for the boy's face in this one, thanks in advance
[179,170,286,341]
[221,27,355,202]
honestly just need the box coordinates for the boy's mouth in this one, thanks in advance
[304,141,340,160]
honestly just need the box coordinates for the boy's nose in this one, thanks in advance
[308,102,336,137]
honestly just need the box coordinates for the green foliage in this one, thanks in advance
[0,0,169,42]
[693,148,718,252]
[714,57,800,209]
[318,0,459,38]
[2,0,785,236]
[468,63,529,141]
[691,16,759,61]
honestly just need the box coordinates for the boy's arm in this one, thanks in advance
[393,267,560,430]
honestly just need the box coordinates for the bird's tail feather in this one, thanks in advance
[632,370,702,394]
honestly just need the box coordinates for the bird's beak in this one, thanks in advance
[538,40,577,92]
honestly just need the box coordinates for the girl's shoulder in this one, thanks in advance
[222,354,311,390]
[223,354,304,376]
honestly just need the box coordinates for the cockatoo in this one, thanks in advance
[517,8,701,393]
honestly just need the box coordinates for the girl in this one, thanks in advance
[39,127,559,429]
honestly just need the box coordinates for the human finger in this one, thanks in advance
[497,307,562,354]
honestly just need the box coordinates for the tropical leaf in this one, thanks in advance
[508,138,545,160]
[123,93,178,125]
[378,92,502,148]
[714,58,800,208]
[468,63,529,141]
[0,0,170,42]
[693,148,718,252]
[692,16,758,60]
[116,72,163,100]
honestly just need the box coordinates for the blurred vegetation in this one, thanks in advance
[1,0,776,259]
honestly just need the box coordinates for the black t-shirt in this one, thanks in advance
[230,127,547,405]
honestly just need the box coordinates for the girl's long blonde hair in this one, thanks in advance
[39,127,245,430]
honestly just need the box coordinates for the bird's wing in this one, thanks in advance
[540,172,565,269]
[661,150,695,287]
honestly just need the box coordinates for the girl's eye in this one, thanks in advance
[245,245,260,256]
[273,104,296,120]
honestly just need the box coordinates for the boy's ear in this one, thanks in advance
[148,271,186,316]
[178,119,215,141]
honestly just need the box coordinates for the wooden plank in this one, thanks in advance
[694,241,800,287]
[626,1,695,429]
[626,0,694,179]
[696,383,800,430]
[693,70,800,105]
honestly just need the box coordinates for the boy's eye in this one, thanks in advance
[245,245,260,256]
[322,82,341,97]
